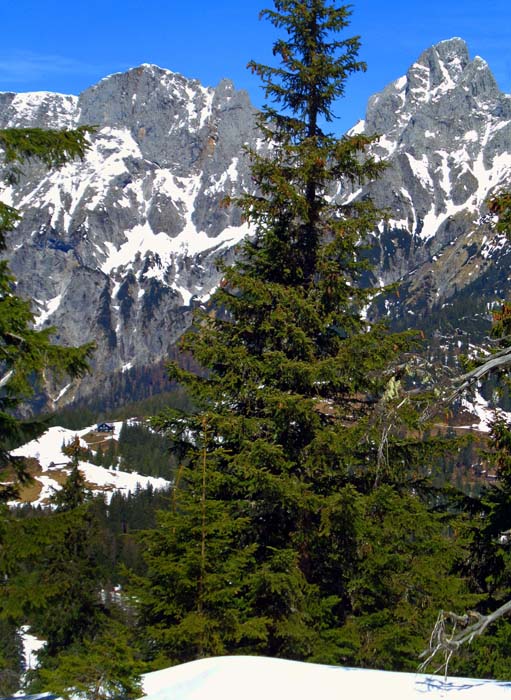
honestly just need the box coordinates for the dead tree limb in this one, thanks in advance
[448,346,511,403]
[416,344,511,425]
[419,598,511,674]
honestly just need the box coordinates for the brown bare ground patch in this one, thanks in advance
[13,459,71,504]
[17,479,44,503]
[83,480,115,493]
[47,468,71,485]
[82,431,119,451]
[1,456,40,482]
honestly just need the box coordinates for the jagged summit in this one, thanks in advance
[365,38,500,136]
[354,37,511,319]
[1,41,510,407]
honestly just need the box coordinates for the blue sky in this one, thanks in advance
[1,0,510,132]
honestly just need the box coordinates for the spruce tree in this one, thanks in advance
[0,504,104,659]
[136,0,467,666]
[52,436,92,511]
[0,127,145,695]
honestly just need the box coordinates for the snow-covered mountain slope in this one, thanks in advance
[0,65,258,406]
[7,421,170,506]
[354,38,511,319]
[1,39,510,408]
[139,656,511,700]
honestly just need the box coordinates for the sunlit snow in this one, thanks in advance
[19,625,45,673]
[139,656,511,700]
[406,153,434,190]
[5,91,78,129]
[101,221,251,277]
[460,390,511,433]
[34,293,63,328]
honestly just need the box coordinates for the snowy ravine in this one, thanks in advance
[1,38,511,406]
[139,656,511,700]
[8,421,170,506]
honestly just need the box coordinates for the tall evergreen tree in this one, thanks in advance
[136,0,468,667]
[0,127,145,696]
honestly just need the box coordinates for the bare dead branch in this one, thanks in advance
[448,346,511,403]
[419,599,511,674]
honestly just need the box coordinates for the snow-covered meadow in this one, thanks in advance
[8,421,170,506]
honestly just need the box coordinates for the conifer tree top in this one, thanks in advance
[249,1,366,135]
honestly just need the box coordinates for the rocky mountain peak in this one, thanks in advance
[406,38,470,100]
[0,90,79,129]
[365,38,501,138]
[354,40,511,321]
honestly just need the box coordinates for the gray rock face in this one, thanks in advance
[0,65,259,407]
[348,38,511,317]
[1,40,510,407]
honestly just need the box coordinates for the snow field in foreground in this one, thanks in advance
[140,656,511,700]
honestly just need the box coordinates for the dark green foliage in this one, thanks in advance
[94,438,118,468]
[0,504,105,657]
[10,484,173,589]
[1,445,106,677]
[0,126,94,187]
[133,0,469,670]
[464,419,511,605]
[0,205,20,249]
[415,416,511,680]
[488,191,511,238]
[0,619,24,696]
[491,301,511,344]
[35,621,142,700]
[448,617,511,680]
[0,486,146,695]
[456,293,511,609]
[52,437,92,511]
[337,485,474,671]
[88,485,174,582]
[106,484,172,533]
[119,422,176,478]
[132,449,265,664]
